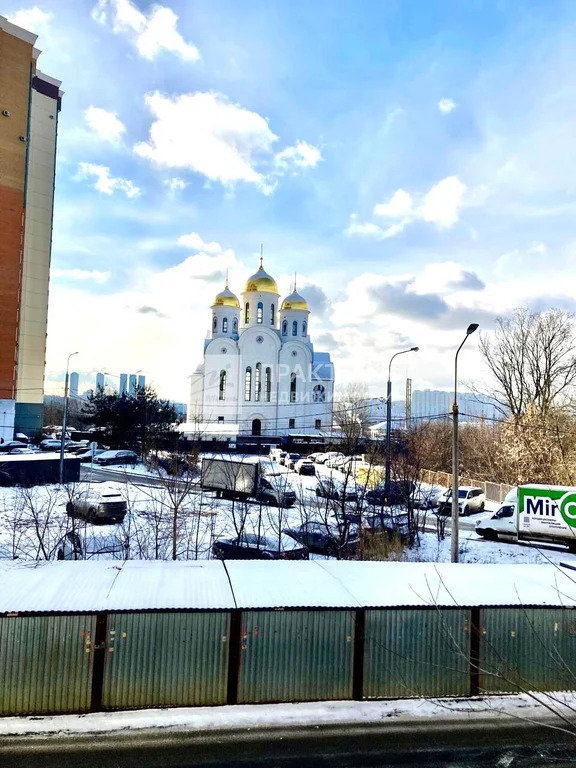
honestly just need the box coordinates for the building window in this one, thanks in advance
[265,367,271,402]
[245,367,252,400]
[219,370,226,401]
[292,320,297,336]
[233,317,238,333]
[289,418,295,429]
[222,317,228,333]
[255,362,262,401]
[245,302,250,323]
[302,321,307,336]
[212,315,217,333]
[282,320,287,336]
[218,416,224,423]
[257,301,263,324]
[315,419,321,429]
[313,384,326,403]
[270,304,275,325]
[290,372,297,403]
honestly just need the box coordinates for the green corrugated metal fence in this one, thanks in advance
[479,608,576,693]
[0,614,95,715]
[363,608,471,698]
[237,610,355,703]
[102,612,230,708]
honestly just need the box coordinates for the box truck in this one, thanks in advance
[476,484,576,551]
[201,456,296,507]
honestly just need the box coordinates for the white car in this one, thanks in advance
[475,488,518,540]
[324,453,346,468]
[436,486,486,516]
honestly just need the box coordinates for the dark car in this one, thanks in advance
[363,511,411,541]
[365,480,415,507]
[283,522,358,557]
[75,448,108,462]
[93,450,139,467]
[285,453,301,470]
[316,477,359,502]
[0,440,34,452]
[212,532,309,560]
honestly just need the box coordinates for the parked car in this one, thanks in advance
[283,521,359,557]
[436,486,486,517]
[324,453,346,469]
[340,455,363,473]
[365,480,415,507]
[411,483,447,510]
[285,453,301,470]
[363,511,411,541]
[316,476,359,502]
[65,482,127,524]
[211,533,309,560]
[93,450,139,467]
[0,441,35,452]
[315,452,339,465]
[75,448,108,463]
[277,452,289,466]
[307,452,324,463]
[294,458,316,475]
[38,439,67,452]
[56,529,128,560]
[6,447,38,455]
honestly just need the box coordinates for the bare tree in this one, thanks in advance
[333,382,370,455]
[479,307,576,420]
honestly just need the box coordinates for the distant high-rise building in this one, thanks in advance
[69,372,79,399]
[119,373,128,396]
[137,374,146,390]
[95,372,104,390]
[0,16,63,439]
[128,374,137,396]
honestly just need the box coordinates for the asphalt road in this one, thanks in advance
[2,721,575,768]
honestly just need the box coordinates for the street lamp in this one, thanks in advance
[451,323,479,563]
[385,346,419,502]
[59,351,79,485]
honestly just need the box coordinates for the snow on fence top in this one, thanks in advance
[0,560,575,614]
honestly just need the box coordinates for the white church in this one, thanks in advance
[183,260,335,439]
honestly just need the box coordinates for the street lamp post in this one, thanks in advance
[59,351,79,485]
[385,347,419,502]
[451,324,479,563]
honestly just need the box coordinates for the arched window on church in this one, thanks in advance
[233,317,238,333]
[265,367,272,402]
[270,304,275,325]
[302,321,307,337]
[290,372,297,403]
[255,363,261,401]
[257,302,263,324]
[292,320,298,337]
[212,315,217,333]
[282,320,287,336]
[245,367,252,401]
[222,317,228,333]
[219,370,226,401]
[245,302,250,323]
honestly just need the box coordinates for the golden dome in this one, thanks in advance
[281,290,309,312]
[212,285,240,308]
[244,260,279,294]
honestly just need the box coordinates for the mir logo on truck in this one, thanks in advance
[524,492,576,528]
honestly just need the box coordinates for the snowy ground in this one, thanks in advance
[0,457,574,566]
[1,692,575,737]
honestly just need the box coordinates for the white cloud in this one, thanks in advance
[373,189,413,218]
[177,232,222,254]
[84,106,126,144]
[51,268,110,283]
[134,91,278,192]
[92,0,200,61]
[347,176,468,238]
[420,176,467,228]
[274,141,322,170]
[76,162,141,198]
[438,98,457,114]
[7,6,53,33]
[163,177,187,192]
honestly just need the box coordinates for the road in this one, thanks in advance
[2,720,575,768]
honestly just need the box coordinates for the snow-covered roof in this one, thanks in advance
[0,561,575,614]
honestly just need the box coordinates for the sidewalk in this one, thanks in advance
[1,693,574,739]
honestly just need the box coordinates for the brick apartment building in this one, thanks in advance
[0,16,62,439]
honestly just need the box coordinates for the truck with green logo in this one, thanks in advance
[475,484,576,551]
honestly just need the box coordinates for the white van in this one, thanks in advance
[475,487,518,540]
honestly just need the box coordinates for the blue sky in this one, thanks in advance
[7,0,576,401]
